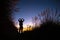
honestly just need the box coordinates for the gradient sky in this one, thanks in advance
[12,0,60,28]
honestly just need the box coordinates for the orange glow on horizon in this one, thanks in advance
[15,22,34,32]
[14,22,40,33]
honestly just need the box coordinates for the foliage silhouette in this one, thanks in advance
[0,0,19,40]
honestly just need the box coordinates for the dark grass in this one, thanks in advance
[19,21,60,40]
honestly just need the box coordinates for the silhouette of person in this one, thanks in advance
[18,18,24,33]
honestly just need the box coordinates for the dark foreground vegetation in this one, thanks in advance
[21,21,60,40]
[0,20,60,40]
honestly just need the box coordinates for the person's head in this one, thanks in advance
[18,18,24,22]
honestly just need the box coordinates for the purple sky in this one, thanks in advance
[12,0,60,28]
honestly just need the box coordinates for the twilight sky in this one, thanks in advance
[12,0,60,28]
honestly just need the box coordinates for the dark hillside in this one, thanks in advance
[21,21,60,40]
